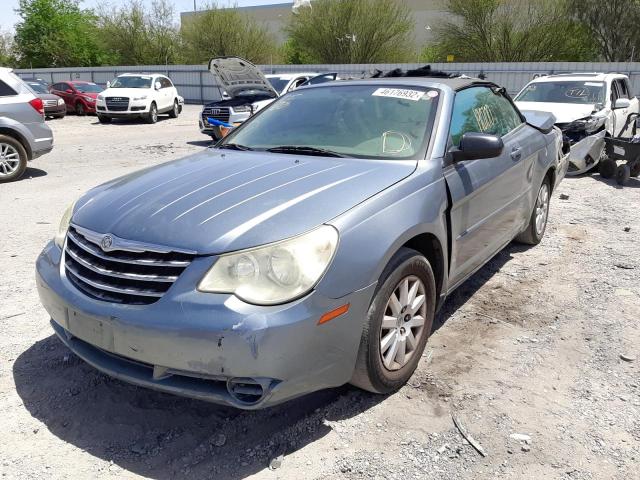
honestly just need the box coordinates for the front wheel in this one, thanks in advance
[75,102,85,116]
[599,157,617,179]
[616,165,631,186]
[350,247,436,394]
[168,99,179,118]
[515,176,551,245]
[146,103,158,124]
[97,115,111,124]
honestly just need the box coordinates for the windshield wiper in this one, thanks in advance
[266,145,345,158]
[218,143,253,151]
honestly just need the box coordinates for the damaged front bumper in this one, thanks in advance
[559,118,607,176]
[35,241,375,409]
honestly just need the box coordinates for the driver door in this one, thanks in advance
[444,86,530,288]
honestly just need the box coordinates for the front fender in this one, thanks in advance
[318,159,449,300]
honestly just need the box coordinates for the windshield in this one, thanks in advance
[27,82,48,94]
[267,77,289,94]
[74,83,103,93]
[516,81,605,105]
[110,76,152,89]
[221,85,439,160]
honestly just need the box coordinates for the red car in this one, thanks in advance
[49,81,103,115]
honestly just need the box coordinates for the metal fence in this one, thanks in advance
[15,62,640,104]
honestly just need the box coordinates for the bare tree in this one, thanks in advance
[567,0,640,61]
[286,0,414,64]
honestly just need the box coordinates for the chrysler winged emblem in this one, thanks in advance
[101,234,114,251]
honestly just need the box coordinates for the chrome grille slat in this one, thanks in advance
[64,226,195,305]
[65,247,178,282]
[202,107,230,123]
[67,230,190,266]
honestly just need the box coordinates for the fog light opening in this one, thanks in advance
[227,378,267,405]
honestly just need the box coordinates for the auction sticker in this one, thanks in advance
[372,88,425,101]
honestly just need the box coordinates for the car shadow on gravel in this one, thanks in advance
[565,172,640,189]
[13,335,385,479]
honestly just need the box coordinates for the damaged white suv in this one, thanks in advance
[515,73,639,175]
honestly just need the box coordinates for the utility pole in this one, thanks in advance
[193,0,196,11]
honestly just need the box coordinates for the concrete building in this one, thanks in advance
[180,0,452,46]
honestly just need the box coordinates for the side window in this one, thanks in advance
[624,79,634,99]
[449,86,522,147]
[617,79,630,99]
[610,81,620,103]
[0,80,17,96]
[160,77,172,89]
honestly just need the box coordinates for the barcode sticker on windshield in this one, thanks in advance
[372,88,425,101]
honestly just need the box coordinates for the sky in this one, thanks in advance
[0,0,292,32]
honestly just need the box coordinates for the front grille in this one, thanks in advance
[64,226,195,305]
[44,99,59,107]
[106,96,130,111]
[202,106,230,124]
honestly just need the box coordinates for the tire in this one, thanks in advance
[515,176,551,245]
[630,161,640,178]
[599,157,617,179]
[146,103,158,124]
[97,115,111,124]
[350,247,436,394]
[0,134,28,183]
[75,102,85,116]
[168,99,179,118]
[616,164,631,186]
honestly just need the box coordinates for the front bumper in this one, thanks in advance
[97,103,149,117]
[566,130,606,176]
[44,105,66,116]
[36,241,374,409]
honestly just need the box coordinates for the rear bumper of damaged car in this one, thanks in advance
[35,241,374,409]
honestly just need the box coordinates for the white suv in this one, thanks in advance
[96,73,181,124]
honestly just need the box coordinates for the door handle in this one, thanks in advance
[510,147,522,161]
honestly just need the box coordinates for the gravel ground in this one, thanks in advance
[1,106,638,480]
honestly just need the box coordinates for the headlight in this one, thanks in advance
[85,96,96,102]
[97,94,103,101]
[54,200,76,248]
[133,95,147,101]
[198,225,338,305]
[57,98,64,105]
[232,105,251,113]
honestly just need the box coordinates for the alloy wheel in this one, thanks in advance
[535,183,549,236]
[151,105,158,123]
[0,143,20,177]
[379,275,427,371]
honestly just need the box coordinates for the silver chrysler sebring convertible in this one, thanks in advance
[36,65,567,409]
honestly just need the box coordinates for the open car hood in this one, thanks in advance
[515,102,601,124]
[208,56,278,98]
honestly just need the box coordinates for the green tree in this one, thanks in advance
[180,2,277,64]
[0,31,17,67]
[286,0,414,63]
[14,0,107,67]
[97,0,181,66]
[427,0,596,62]
[567,0,640,61]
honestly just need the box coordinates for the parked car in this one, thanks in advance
[95,73,181,124]
[36,73,564,409]
[515,73,640,175]
[24,80,66,119]
[300,72,341,87]
[0,68,54,182]
[49,80,103,115]
[200,57,314,140]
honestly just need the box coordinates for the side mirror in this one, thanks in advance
[451,132,504,161]
[614,98,631,109]
[155,81,162,90]
[65,88,73,93]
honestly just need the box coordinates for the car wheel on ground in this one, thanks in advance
[97,115,111,124]
[146,102,158,124]
[75,102,85,116]
[616,164,631,185]
[0,134,28,183]
[350,247,436,394]
[599,157,617,179]
[169,99,179,118]
[515,176,551,245]
[630,161,640,178]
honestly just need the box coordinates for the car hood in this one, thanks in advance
[78,92,99,99]
[38,93,61,101]
[72,150,415,254]
[100,87,151,98]
[514,102,603,123]
[209,56,278,98]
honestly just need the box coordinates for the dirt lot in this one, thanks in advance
[0,107,638,480]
